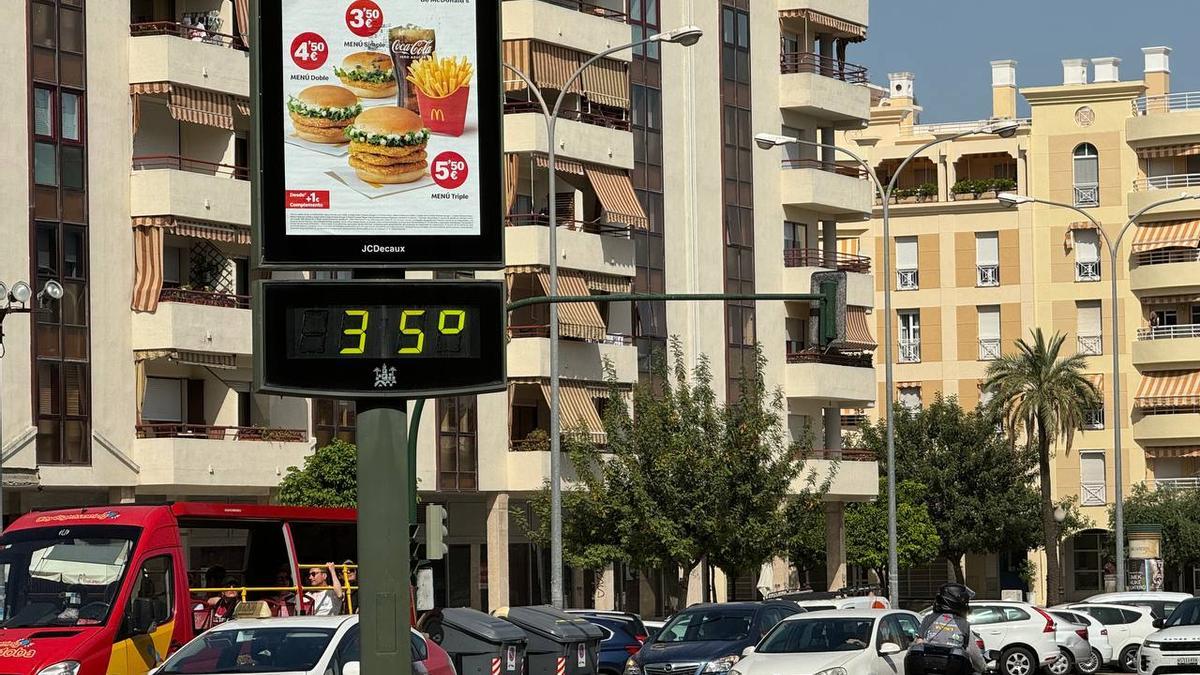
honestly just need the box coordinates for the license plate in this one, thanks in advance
[1178,657,1198,665]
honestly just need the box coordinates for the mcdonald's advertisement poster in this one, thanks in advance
[281,0,480,236]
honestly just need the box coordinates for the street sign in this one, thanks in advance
[252,0,503,269]
[254,279,506,398]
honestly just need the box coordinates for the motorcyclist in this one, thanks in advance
[905,583,987,675]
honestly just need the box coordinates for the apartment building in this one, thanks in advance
[842,48,1200,600]
[0,0,880,614]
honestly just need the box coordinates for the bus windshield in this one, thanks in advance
[0,525,139,628]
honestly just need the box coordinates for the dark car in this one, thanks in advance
[626,601,803,675]
[568,610,650,675]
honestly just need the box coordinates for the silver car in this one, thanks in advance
[1047,612,1094,675]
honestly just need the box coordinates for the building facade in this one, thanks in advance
[0,0,879,614]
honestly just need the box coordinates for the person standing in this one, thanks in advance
[306,563,344,616]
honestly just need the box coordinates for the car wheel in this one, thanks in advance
[1120,645,1139,673]
[1001,646,1036,675]
[1074,648,1101,675]
[1048,649,1073,675]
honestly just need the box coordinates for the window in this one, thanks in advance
[1073,229,1101,282]
[438,396,478,492]
[896,237,918,290]
[1191,304,1200,326]
[313,398,356,447]
[1076,301,1102,355]
[898,310,920,362]
[162,246,184,289]
[784,221,807,251]
[61,92,81,141]
[1151,309,1178,327]
[1073,144,1100,207]
[978,305,1001,360]
[1071,532,1106,594]
[898,386,921,411]
[34,142,57,186]
[1080,451,1106,506]
[893,614,920,649]
[1001,607,1030,622]
[968,607,1004,625]
[34,88,53,136]
[123,555,174,638]
[1083,406,1104,430]
[975,232,999,286]
[142,377,184,423]
[330,624,361,675]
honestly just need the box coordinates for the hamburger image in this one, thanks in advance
[287,85,362,144]
[345,106,430,185]
[333,51,398,99]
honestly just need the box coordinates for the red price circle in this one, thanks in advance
[290,32,329,70]
[345,0,384,37]
[431,152,469,190]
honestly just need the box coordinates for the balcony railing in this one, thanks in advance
[898,339,921,363]
[1080,481,1107,506]
[976,264,999,287]
[779,51,869,84]
[1083,408,1104,430]
[1137,323,1200,340]
[507,324,633,345]
[1077,334,1103,355]
[978,338,1001,361]
[1075,260,1101,282]
[130,21,247,50]
[1133,248,1200,267]
[504,0,627,22]
[136,424,307,442]
[1138,404,1200,415]
[504,213,630,237]
[783,248,871,273]
[1153,477,1200,490]
[510,431,608,451]
[780,158,870,179]
[896,268,918,290]
[503,100,630,130]
[1074,183,1099,207]
[133,155,249,180]
[159,288,249,309]
[785,349,873,369]
[803,447,877,462]
[1133,174,1200,191]
[1133,91,1200,115]
[902,117,1031,138]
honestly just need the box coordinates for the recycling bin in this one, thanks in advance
[430,607,529,675]
[495,606,604,675]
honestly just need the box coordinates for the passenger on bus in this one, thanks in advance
[209,578,242,624]
[339,559,358,614]
[305,563,344,616]
[267,568,297,617]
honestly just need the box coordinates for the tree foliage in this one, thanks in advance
[277,439,358,507]
[1119,484,1200,569]
[845,479,941,592]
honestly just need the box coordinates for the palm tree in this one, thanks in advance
[985,328,1100,605]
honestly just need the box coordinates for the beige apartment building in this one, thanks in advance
[0,0,880,615]
[842,47,1200,600]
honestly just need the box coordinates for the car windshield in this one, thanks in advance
[1165,600,1200,628]
[757,618,874,653]
[162,627,337,673]
[0,525,139,628]
[655,610,754,642]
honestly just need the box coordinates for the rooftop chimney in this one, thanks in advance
[991,59,1017,119]
[1143,46,1171,99]
[1092,57,1121,84]
[1062,58,1087,86]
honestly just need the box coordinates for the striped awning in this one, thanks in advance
[1068,221,1097,230]
[559,382,605,437]
[135,215,251,245]
[837,238,860,256]
[895,381,921,389]
[503,39,628,111]
[1136,144,1200,159]
[533,154,585,176]
[778,9,867,41]
[130,83,238,130]
[533,270,606,342]
[134,349,237,369]
[1143,294,1200,306]
[584,272,631,294]
[1145,447,1200,459]
[1131,220,1200,253]
[844,306,876,351]
[1134,370,1200,408]
[130,82,172,134]
[529,41,583,94]
[131,220,165,312]
[585,165,648,230]
[581,57,629,109]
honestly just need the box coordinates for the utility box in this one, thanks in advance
[431,607,529,675]
[495,606,604,675]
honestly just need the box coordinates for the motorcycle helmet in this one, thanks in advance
[932,583,975,616]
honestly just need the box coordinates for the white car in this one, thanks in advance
[1050,609,1112,673]
[731,609,921,675]
[1138,597,1200,675]
[1065,602,1157,672]
[960,600,1060,675]
[793,595,892,612]
[1080,592,1193,621]
[1045,611,1095,675]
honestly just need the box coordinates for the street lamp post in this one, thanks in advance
[756,119,1020,605]
[502,25,702,608]
[998,190,1200,595]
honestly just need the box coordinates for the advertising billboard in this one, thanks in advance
[253,0,503,268]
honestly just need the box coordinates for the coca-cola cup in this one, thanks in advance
[388,25,436,113]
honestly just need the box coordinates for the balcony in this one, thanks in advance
[784,350,875,405]
[801,450,879,501]
[1133,325,1200,368]
[1128,92,1200,144]
[503,101,630,132]
[1075,260,1101,282]
[160,288,249,309]
[779,160,872,215]
[128,24,249,97]
[778,55,871,124]
[1133,411,1200,444]
[504,219,634,277]
[507,332,638,383]
[779,0,868,26]
[1152,476,1200,490]
[131,155,250,226]
[502,0,631,60]
[1080,481,1107,507]
[978,338,1001,361]
[1077,334,1102,356]
[133,424,312,490]
[782,250,874,308]
[132,292,251,355]
[504,113,633,169]
[977,264,1000,287]
[898,339,920,363]
[896,268,918,291]
[1131,249,1200,295]
[783,248,871,273]
[1130,175,1200,219]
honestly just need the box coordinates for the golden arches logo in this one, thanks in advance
[428,108,446,122]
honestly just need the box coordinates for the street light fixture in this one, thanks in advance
[503,26,703,609]
[997,189,1200,594]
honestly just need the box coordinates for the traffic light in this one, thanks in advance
[410,522,426,568]
[426,504,449,560]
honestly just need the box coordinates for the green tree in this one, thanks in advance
[860,395,1042,582]
[1119,484,1200,571]
[846,478,941,594]
[277,439,358,507]
[782,493,827,585]
[985,328,1100,604]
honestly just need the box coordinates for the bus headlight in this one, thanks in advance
[37,662,81,675]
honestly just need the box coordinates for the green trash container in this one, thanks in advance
[426,608,529,675]
[495,606,604,675]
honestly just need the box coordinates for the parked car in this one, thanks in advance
[1064,602,1157,672]
[730,609,921,675]
[625,601,803,675]
[955,600,1060,675]
[1139,597,1200,675]
[1079,592,1193,621]
[768,588,890,612]
[643,620,665,641]
[1044,611,1093,675]
[568,610,650,675]
[150,615,453,675]
[1050,609,1111,674]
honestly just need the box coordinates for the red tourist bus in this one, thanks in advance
[0,502,365,675]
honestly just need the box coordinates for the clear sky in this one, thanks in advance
[851,0,1200,123]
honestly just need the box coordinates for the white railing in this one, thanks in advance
[1081,481,1107,506]
[1153,477,1200,490]
[1134,248,1200,267]
[1076,260,1101,282]
[899,339,921,363]
[1133,91,1200,115]
[1133,173,1200,191]
[1078,334,1103,355]
[976,264,999,287]
[903,117,1031,137]
[978,338,1001,361]
[1137,323,1200,340]
[897,268,919,290]
[1074,183,1100,207]
[1083,408,1104,430]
